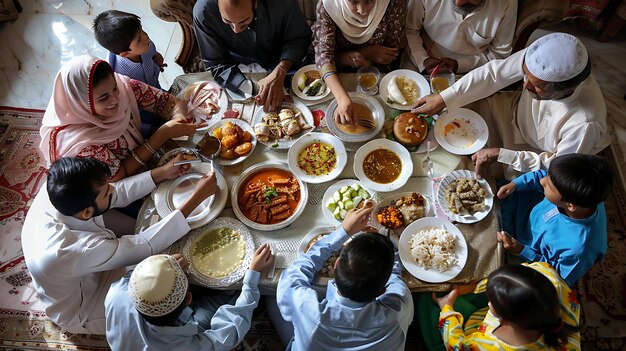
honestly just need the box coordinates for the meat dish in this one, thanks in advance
[238,169,301,225]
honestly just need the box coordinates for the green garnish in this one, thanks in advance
[271,141,279,148]
[264,187,278,203]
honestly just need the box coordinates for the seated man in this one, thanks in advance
[276,202,414,350]
[414,32,608,179]
[21,156,216,334]
[405,0,517,73]
[193,0,311,112]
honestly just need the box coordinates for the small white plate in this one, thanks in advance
[251,100,315,150]
[291,64,331,102]
[379,70,430,111]
[399,217,468,283]
[179,81,229,131]
[325,92,385,143]
[437,169,494,224]
[321,179,374,226]
[287,133,347,184]
[372,192,432,232]
[204,119,257,166]
[182,217,255,287]
[434,108,488,155]
[297,226,339,286]
[354,139,413,192]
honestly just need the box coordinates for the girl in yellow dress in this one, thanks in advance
[433,262,581,350]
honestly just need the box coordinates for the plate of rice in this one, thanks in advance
[399,217,468,283]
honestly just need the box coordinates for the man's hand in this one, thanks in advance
[150,154,193,183]
[359,45,399,65]
[423,57,441,74]
[497,231,523,255]
[411,94,446,116]
[334,95,355,125]
[439,57,459,73]
[171,253,189,270]
[432,287,458,311]
[497,182,516,199]
[256,61,290,112]
[341,199,374,236]
[249,243,275,274]
[471,148,500,179]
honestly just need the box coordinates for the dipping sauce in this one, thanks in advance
[363,149,402,184]
[337,102,375,135]
[238,169,301,224]
[198,135,221,158]
[358,73,378,88]
[297,142,336,176]
[191,228,245,278]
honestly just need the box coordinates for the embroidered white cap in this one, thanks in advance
[524,33,588,83]
[129,255,188,317]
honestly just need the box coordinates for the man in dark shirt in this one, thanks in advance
[193,0,311,112]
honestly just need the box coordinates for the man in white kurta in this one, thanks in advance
[414,33,608,179]
[405,0,517,73]
[21,158,215,335]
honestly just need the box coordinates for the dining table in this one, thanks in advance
[134,71,504,295]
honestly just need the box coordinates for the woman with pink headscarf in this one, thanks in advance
[40,55,204,181]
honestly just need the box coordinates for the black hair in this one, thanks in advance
[92,60,114,88]
[139,286,190,327]
[544,58,592,94]
[93,10,142,54]
[486,264,579,349]
[47,157,111,216]
[335,232,395,303]
[548,154,614,208]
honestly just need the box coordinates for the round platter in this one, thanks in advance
[372,192,433,234]
[291,64,332,103]
[325,92,385,143]
[182,217,255,287]
[434,108,488,155]
[297,226,338,286]
[379,69,430,111]
[203,119,257,166]
[437,169,494,224]
[353,139,413,192]
[178,81,229,131]
[251,100,315,150]
[287,132,347,184]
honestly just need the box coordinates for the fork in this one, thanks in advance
[356,117,375,129]
[422,139,434,178]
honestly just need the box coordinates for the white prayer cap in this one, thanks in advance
[524,33,588,83]
[129,255,188,317]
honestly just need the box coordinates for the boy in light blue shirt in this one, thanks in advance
[497,154,614,285]
[276,201,414,350]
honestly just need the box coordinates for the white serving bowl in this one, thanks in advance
[287,133,347,184]
[354,139,413,192]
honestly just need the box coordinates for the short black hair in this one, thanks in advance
[47,157,111,216]
[92,60,114,88]
[544,58,592,94]
[548,154,614,208]
[139,286,190,327]
[93,10,142,54]
[335,233,395,303]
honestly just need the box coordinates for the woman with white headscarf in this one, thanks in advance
[40,55,204,181]
[312,0,407,125]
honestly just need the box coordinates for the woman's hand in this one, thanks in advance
[157,118,205,140]
[411,94,446,116]
[338,50,371,68]
[334,95,355,125]
[150,153,193,183]
[359,45,399,65]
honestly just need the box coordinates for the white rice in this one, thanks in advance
[409,227,457,272]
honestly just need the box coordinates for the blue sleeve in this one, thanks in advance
[276,227,348,322]
[520,246,584,286]
[196,270,261,351]
[512,170,547,192]
[377,252,413,310]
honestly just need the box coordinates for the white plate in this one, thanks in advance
[231,161,308,231]
[251,100,314,150]
[354,139,413,192]
[379,70,430,111]
[182,217,255,287]
[297,226,339,286]
[322,179,375,226]
[178,81,229,131]
[399,217,468,283]
[154,164,228,229]
[287,133,347,184]
[434,108,488,155]
[325,92,385,143]
[291,64,331,102]
[204,119,257,166]
[437,169,493,224]
[372,192,432,232]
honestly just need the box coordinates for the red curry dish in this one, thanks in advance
[238,169,301,224]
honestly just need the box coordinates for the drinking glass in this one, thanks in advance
[430,68,456,94]
[357,66,380,95]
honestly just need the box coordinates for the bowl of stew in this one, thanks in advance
[354,139,413,192]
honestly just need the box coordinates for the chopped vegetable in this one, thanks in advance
[264,187,278,203]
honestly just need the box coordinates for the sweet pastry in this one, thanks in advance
[393,112,427,146]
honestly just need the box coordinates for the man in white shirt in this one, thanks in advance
[405,0,517,73]
[414,33,608,179]
[21,156,216,334]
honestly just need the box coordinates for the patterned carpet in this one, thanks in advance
[0,106,624,350]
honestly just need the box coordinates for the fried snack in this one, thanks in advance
[444,178,486,214]
[235,142,253,156]
[220,148,238,160]
[242,131,253,142]
[221,134,240,149]
[222,122,238,136]
[377,206,405,229]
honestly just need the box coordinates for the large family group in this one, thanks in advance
[21,0,615,350]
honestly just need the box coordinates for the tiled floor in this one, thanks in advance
[0,2,624,184]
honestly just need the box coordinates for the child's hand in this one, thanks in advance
[452,282,478,296]
[154,52,167,72]
[497,231,523,254]
[151,154,193,183]
[171,253,189,270]
[497,182,516,199]
[191,172,217,199]
[249,243,274,274]
[341,200,375,236]
[432,288,458,311]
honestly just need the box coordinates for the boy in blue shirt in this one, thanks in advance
[496,154,614,285]
[276,201,414,350]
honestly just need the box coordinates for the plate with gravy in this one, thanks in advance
[326,92,385,143]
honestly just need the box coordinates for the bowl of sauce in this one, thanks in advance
[354,139,413,192]
[326,92,385,142]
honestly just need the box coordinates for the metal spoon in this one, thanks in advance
[422,139,434,178]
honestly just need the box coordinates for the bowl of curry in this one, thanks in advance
[231,161,308,231]
[287,133,347,184]
[354,139,413,192]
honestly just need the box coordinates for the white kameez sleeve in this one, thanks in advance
[440,49,525,109]
[109,171,156,208]
[483,0,516,62]
[406,0,428,72]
